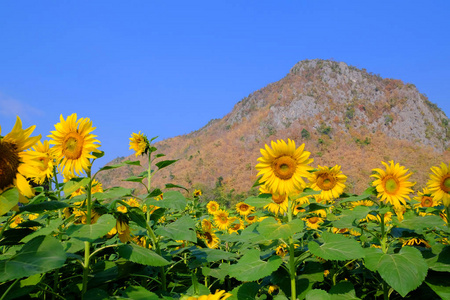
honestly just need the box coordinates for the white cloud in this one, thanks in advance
[0,93,45,120]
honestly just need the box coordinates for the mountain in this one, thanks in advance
[97,59,450,200]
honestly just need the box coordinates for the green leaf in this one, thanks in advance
[332,206,371,229]
[202,263,231,280]
[245,195,273,208]
[297,262,325,299]
[145,190,186,211]
[94,186,133,200]
[425,271,450,299]
[19,201,70,213]
[117,244,170,267]
[306,289,331,300]
[91,151,105,159]
[0,235,66,281]
[329,281,360,299]
[257,218,304,240]
[119,285,161,300]
[228,249,282,281]
[395,212,445,233]
[0,188,19,216]
[308,231,365,261]
[84,288,110,300]
[164,183,188,192]
[426,246,450,272]
[228,282,260,300]
[190,248,238,263]
[97,160,141,172]
[127,207,148,229]
[21,218,64,243]
[66,214,116,242]
[123,175,145,183]
[339,187,376,204]
[63,177,90,196]
[376,247,428,297]
[363,247,383,272]
[155,215,197,242]
[155,159,177,170]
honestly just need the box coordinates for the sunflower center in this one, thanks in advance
[62,132,84,160]
[273,156,296,180]
[239,204,248,211]
[317,173,337,191]
[272,193,286,204]
[383,176,399,194]
[309,217,319,224]
[204,232,213,243]
[0,142,20,190]
[421,196,434,207]
[441,175,450,192]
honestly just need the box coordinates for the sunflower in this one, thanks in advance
[256,139,313,195]
[371,161,415,209]
[206,201,220,215]
[275,244,288,257]
[245,214,259,224]
[260,185,289,216]
[0,116,41,204]
[303,216,324,229]
[309,165,347,201]
[129,131,149,157]
[186,290,231,300]
[27,140,55,185]
[193,189,202,197]
[293,204,306,216]
[48,113,100,176]
[214,209,231,230]
[427,162,450,206]
[108,219,132,243]
[201,219,213,231]
[202,230,220,249]
[235,202,254,216]
[402,238,431,248]
[228,218,245,234]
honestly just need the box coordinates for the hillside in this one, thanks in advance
[98,59,450,201]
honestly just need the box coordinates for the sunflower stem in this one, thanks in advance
[446,205,450,231]
[81,241,91,298]
[82,168,93,298]
[287,196,297,300]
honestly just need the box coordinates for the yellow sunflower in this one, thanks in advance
[48,113,100,176]
[303,216,324,229]
[129,131,149,157]
[202,230,220,249]
[27,140,55,185]
[260,185,289,216]
[0,116,41,202]
[293,204,306,216]
[206,201,220,215]
[186,290,231,300]
[256,139,313,195]
[228,218,245,234]
[107,219,132,243]
[402,238,431,248]
[235,202,254,216]
[213,209,231,230]
[201,219,214,231]
[309,165,347,201]
[245,214,259,224]
[427,162,450,206]
[193,189,202,197]
[275,244,288,257]
[371,161,415,209]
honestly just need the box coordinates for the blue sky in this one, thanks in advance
[1,1,449,171]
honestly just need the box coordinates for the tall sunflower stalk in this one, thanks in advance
[129,132,167,291]
[48,113,101,298]
[256,139,313,300]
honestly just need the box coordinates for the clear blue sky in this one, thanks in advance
[1,1,449,171]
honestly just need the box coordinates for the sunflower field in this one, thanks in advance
[0,114,449,300]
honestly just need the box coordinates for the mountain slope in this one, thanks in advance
[98,59,449,199]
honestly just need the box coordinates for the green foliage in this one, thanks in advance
[228,249,283,281]
[0,188,19,216]
[301,128,311,139]
[308,232,365,261]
